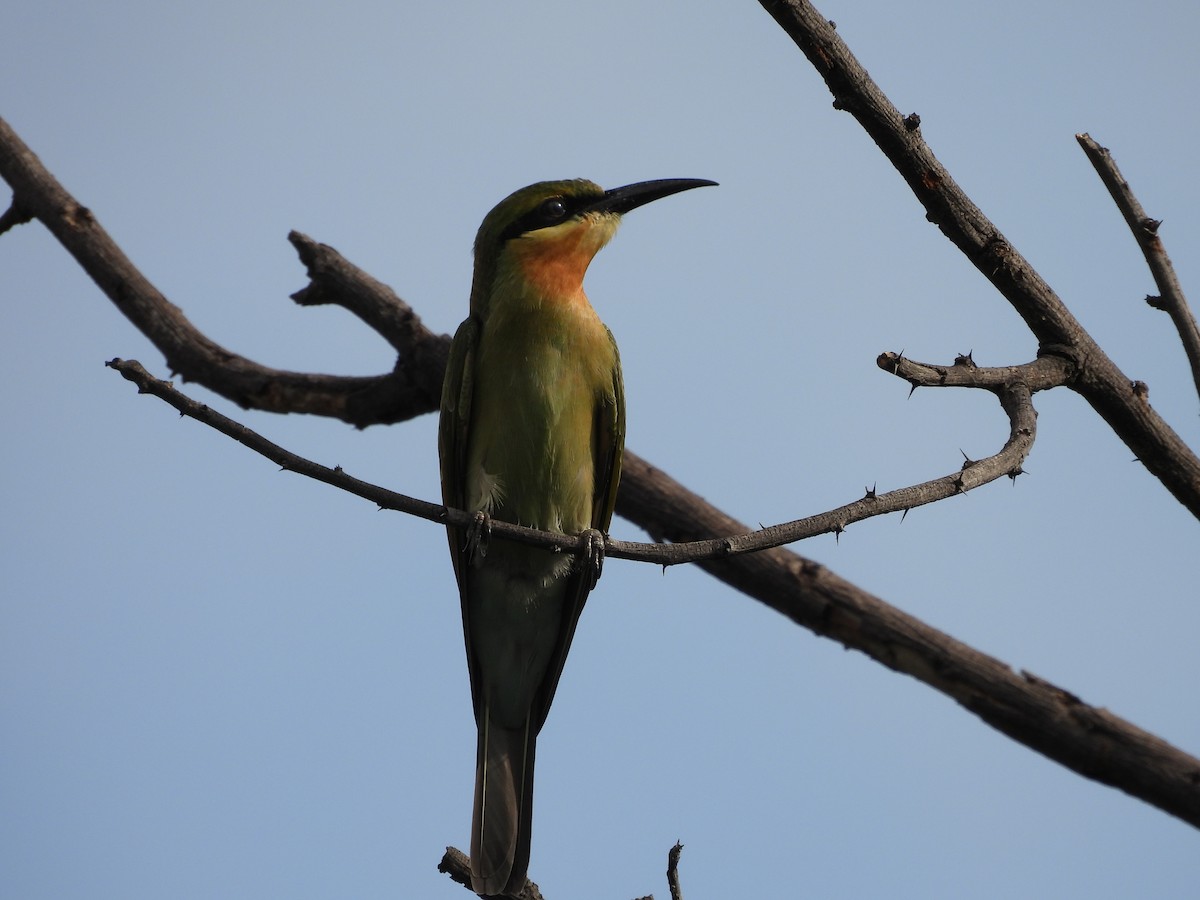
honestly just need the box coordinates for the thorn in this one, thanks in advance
[954,350,976,368]
[1008,466,1024,482]
[864,483,877,500]
[333,465,343,473]
[907,382,919,399]
[1140,216,1162,235]
[1145,294,1166,310]
[959,449,978,469]
[833,524,844,543]
[903,112,921,131]
[900,507,910,523]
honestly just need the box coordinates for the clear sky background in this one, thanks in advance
[3,2,1198,897]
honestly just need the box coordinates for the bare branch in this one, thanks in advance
[0,197,32,235]
[638,352,1053,561]
[879,350,1072,393]
[0,116,426,427]
[756,0,1200,516]
[287,230,450,409]
[106,353,1046,566]
[1076,132,1200,405]
[667,841,684,900]
[436,847,473,892]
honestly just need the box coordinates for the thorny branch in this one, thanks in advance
[105,351,1055,566]
[3,0,1200,848]
[1076,132,1200,406]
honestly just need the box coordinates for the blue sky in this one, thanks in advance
[3,2,1199,897]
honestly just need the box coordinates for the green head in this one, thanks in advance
[469,178,716,315]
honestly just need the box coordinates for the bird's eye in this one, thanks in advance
[540,197,567,220]
[501,195,574,242]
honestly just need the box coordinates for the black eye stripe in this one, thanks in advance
[500,193,595,243]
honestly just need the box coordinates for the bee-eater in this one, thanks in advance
[439,177,715,897]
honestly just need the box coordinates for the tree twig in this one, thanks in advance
[667,841,684,900]
[1075,132,1200,406]
[288,230,450,414]
[0,197,31,235]
[105,353,1050,566]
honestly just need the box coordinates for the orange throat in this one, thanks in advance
[510,216,616,303]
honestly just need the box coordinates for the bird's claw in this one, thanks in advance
[465,511,492,567]
[577,528,607,591]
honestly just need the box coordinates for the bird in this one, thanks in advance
[438,177,716,897]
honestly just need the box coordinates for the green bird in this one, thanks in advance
[439,177,715,896]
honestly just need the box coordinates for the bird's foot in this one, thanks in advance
[465,511,492,567]
[577,528,607,591]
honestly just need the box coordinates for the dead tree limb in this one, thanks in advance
[0,118,424,426]
[1076,132,1200,406]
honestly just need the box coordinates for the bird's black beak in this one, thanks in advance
[585,178,718,216]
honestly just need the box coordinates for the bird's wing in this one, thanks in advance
[532,329,625,730]
[439,315,482,709]
[592,328,626,533]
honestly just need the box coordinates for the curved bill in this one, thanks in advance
[585,178,718,216]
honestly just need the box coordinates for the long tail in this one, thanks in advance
[471,711,536,897]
